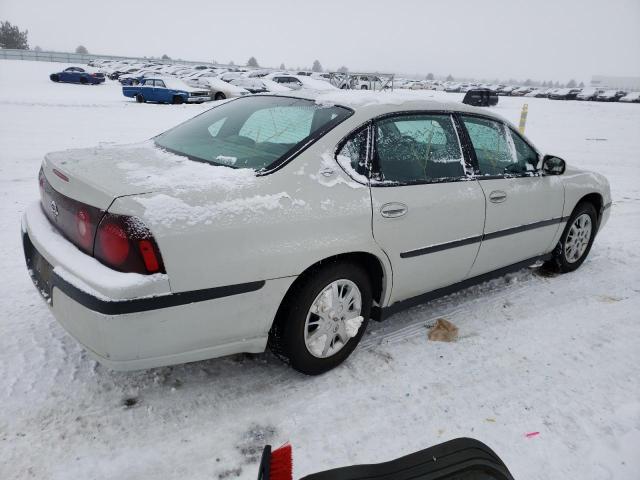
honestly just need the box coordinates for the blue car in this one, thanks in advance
[50,67,105,85]
[122,77,212,104]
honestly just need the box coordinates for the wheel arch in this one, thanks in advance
[272,251,389,330]
[574,192,604,226]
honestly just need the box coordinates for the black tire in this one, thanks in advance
[172,95,184,104]
[270,262,372,375]
[214,92,226,101]
[544,202,598,273]
[361,85,368,90]
[50,74,59,82]
[135,94,145,103]
[80,77,88,84]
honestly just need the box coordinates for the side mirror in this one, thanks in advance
[542,155,566,175]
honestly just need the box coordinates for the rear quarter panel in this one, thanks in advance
[108,121,391,298]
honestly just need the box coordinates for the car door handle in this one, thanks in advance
[380,202,408,218]
[489,190,507,203]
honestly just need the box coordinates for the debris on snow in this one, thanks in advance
[428,318,459,342]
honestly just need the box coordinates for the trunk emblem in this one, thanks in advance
[50,200,59,218]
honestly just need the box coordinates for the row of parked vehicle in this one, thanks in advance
[435,81,639,103]
[85,58,343,104]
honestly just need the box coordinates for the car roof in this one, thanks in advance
[269,90,506,122]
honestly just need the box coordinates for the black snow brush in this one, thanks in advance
[257,438,515,480]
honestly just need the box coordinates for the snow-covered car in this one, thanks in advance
[229,77,290,94]
[596,90,627,102]
[122,77,211,104]
[265,73,337,91]
[497,86,516,96]
[576,88,604,101]
[619,91,640,103]
[510,87,533,97]
[189,76,250,100]
[22,92,611,375]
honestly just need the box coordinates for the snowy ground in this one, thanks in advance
[1,60,639,480]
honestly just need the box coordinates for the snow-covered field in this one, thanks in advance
[1,60,639,480]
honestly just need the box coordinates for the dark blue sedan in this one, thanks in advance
[50,67,105,85]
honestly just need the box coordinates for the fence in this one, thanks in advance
[0,48,213,66]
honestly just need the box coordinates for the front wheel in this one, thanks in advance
[270,262,372,375]
[135,94,145,103]
[545,202,598,273]
[50,74,59,82]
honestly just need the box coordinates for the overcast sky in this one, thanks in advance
[2,0,639,82]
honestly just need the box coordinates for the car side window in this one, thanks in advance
[336,127,369,177]
[374,114,465,183]
[156,80,166,88]
[461,116,520,175]
[508,129,539,171]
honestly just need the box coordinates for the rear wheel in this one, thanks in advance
[544,202,598,273]
[135,94,145,103]
[214,92,226,100]
[80,77,88,84]
[172,95,184,104]
[50,74,59,82]
[269,262,372,375]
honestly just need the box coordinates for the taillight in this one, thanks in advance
[94,213,164,274]
[76,208,93,250]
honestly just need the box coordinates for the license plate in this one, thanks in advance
[23,232,54,301]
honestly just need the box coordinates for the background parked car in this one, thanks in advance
[462,88,499,106]
[49,66,105,85]
[549,88,582,100]
[619,91,640,103]
[511,86,533,97]
[122,77,212,104]
[188,76,250,100]
[577,88,604,101]
[596,89,627,102]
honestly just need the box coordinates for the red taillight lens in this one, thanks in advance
[76,208,93,250]
[138,240,160,273]
[96,222,130,266]
[94,213,164,274]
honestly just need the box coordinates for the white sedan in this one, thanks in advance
[22,93,611,375]
[186,74,250,100]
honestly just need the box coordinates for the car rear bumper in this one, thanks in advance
[187,96,211,102]
[21,202,294,370]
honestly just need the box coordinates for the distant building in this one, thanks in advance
[591,75,640,91]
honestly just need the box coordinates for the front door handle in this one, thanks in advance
[489,190,507,203]
[380,202,408,218]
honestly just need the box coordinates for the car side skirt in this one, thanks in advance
[373,253,552,321]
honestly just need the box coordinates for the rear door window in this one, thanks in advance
[374,114,465,183]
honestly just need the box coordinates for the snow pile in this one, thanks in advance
[345,315,364,338]
[310,153,366,189]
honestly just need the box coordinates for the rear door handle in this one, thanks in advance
[380,202,408,218]
[489,190,507,203]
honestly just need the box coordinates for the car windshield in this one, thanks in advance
[155,96,352,171]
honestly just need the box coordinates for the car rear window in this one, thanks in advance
[154,96,352,171]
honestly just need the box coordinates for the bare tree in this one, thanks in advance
[75,45,88,54]
[312,60,323,72]
[279,63,285,70]
[247,56,259,67]
[0,21,29,49]
[161,54,171,60]
[426,73,434,80]
[337,65,349,73]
